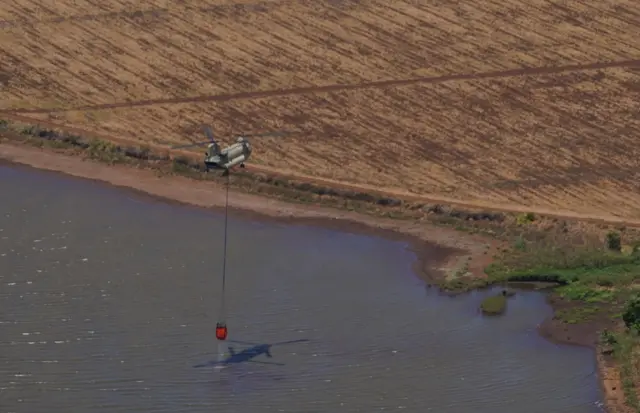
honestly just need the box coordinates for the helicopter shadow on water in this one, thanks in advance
[193,338,310,369]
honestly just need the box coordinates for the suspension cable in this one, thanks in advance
[218,173,230,321]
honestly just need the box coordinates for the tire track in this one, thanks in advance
[4,111,640,228]
[5,59,639,115]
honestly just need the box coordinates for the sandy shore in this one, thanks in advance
[598,351,634,413]
[0,141,626,412]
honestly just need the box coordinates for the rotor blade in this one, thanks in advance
[203,126,216,142]
[271,339,310,346]
[248,360,284,366]
[171,141,211,149]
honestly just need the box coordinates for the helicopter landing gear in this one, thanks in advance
[240,163,245,169]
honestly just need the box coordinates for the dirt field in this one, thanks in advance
[2,0,640,219]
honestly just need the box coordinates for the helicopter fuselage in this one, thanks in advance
[204,140,252,171]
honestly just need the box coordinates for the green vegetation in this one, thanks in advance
[487,237,640,294]
[623,295,640,333]
[596,299,640,411]
[600,329,618,346]
[485,241,640,320]
[489,230,640,408]
[607,230,622,252]
[555,305,601,324]
[491,224,640,409]
[516,212,536,225]
[609,331,640,410]
[480,293,507,315]
[440,276,490,293]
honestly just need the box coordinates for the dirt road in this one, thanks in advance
[3,59,639,115]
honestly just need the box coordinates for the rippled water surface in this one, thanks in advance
[0,165,602,413]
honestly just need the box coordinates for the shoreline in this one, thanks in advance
[0,141,499,286]
[0,137,628,413]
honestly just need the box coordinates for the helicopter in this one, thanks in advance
[193,338,309,369]
[171,126,288,176]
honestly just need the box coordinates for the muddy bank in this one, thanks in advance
[536,294,632,413]
[538,294,606,348]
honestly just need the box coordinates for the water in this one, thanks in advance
[0,164,602,413]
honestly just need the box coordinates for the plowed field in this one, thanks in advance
[2,0,640,218]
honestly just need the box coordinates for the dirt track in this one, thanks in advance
[3,59,639,114]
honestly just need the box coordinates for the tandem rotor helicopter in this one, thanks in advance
[171,126,289,176]
[171,125,291,344]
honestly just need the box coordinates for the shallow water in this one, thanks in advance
[0,165,602,413]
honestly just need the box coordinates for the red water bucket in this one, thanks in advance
[215,322,228,341]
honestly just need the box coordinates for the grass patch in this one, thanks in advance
[87,139,125,164]
[480,293,507,315]
[555,306,601,324]
[613,331,640,410]
[486,246,640,293]
[485,230,640,327]
[516,212,536,225]
[440,277,491,293]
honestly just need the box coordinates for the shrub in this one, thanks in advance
[516,212,536,225]
[600,329,618,346]
[480,293,507,315]
[622,295,640,332]
[607,231,622,251]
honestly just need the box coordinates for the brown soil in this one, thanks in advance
[599,351,635,413]
[4,0,640,111]
[3,1,640,224]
